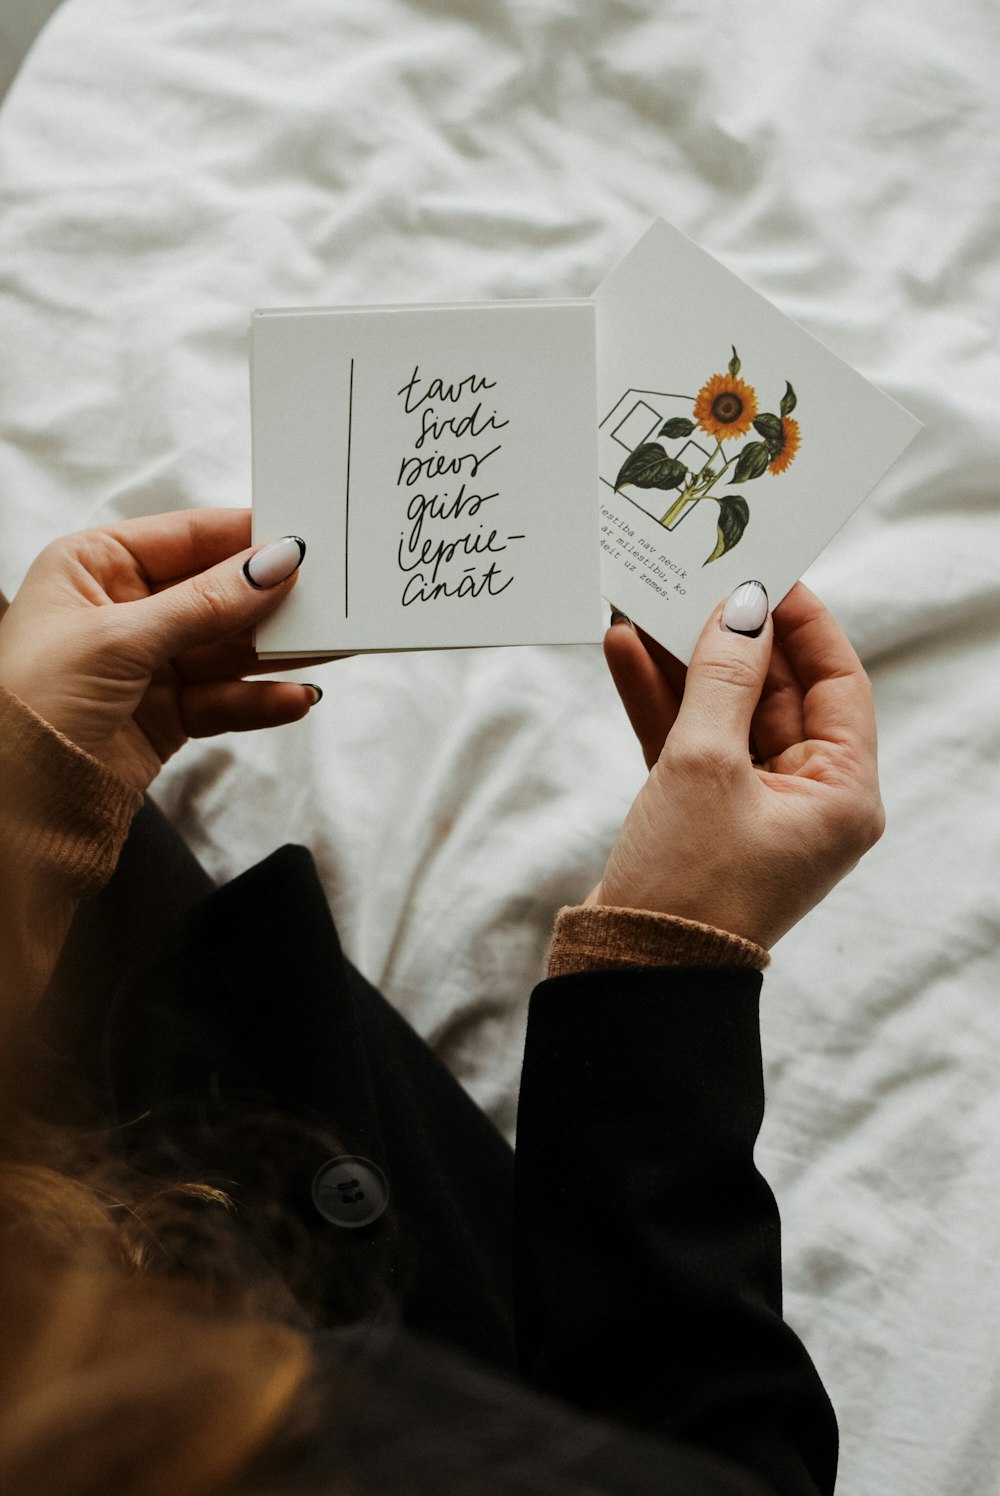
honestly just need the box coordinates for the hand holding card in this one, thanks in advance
[593,580,886,949]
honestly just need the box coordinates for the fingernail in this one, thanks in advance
[303,683,323,705]
[722,580,769,637]
[609,608,635,630]
[243,536,306,589]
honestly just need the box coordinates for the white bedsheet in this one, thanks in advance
[1,2,999,1491]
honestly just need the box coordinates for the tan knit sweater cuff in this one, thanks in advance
[545,904,770,978]
[0,686,143,895]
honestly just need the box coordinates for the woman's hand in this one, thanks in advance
[591,581,885,949]
[0,509,321,792]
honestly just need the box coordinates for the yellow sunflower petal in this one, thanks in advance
[692,372,759,441]
[768,416,801,475]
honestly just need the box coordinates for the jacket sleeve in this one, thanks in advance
[513,964,838,1496]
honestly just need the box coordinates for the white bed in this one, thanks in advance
[1,2,998,1490]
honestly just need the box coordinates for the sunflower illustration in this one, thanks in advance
[693,371,759,441]
[611,349,802,567]
[767,415,800,475]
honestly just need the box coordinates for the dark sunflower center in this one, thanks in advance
[711,392,744,424]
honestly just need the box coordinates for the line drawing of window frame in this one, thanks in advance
[599,389,710,531]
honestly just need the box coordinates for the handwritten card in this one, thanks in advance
[594,220,922,662]
[251,301,603,657]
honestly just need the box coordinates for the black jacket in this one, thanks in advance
[47,833,837,1496]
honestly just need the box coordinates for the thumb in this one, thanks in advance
[670,581,772,757]
[125,536,306,661]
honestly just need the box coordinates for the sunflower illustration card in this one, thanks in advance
[594,220,921,662]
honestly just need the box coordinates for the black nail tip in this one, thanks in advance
[609,609,634,629]
[243,537,307,589]
[303,683,323,703]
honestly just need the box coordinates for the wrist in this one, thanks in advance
[589,869,770,948]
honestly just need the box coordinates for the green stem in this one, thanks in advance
[660,452,735,526]
[692,439,724,488]
[660,491,703,527]
[703,452,737,492]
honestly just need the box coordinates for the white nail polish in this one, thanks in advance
[723,580,768,636]
[243,536,306,589]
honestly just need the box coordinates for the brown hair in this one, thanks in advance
[0,1104,313,1496]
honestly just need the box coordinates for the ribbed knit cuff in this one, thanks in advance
[545,904,770,978]
[0,686,143,897]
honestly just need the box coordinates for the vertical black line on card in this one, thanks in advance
[345,357,354,618]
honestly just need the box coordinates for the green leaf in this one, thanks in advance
[704,496,750,565]
[614,442,688,492]
[780,381,797,416]
[753,413,783,450]
[658,416,695,439]
[732,441,771,483]
[728,346,741,377]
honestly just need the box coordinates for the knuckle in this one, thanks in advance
[189,576,233,628]
[35,535,66,565]
[659,737,702,778]
[859,796,887,850]
[32,534,77,575]
[826,791,886,860]
[810,743,885,858]
[661,734,744,790]
[696,652,763,696]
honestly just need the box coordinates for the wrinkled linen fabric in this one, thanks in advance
[1,3,999,1493]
